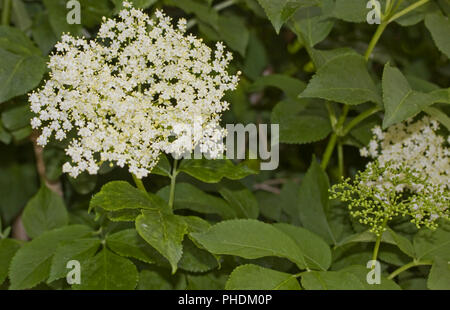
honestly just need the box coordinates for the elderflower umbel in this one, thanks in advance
[332,116,450,235]
[330,161,449,236]
[360,116,449,189]
[29,2,240,178]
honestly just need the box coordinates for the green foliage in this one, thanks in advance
[72,248,138,290]
[9,225,92,289]
[300,54,382,106]
[0,238,21,285]
[178,159,258,183]
[136,210,188,273]
[226,264,301,290]
[157,183,236,219]
[191,219,307,269]
[48,238,101,283]
[0,26,46,103]
[425,13,450,58]
[22,184,68,238]
[1,0,449,291]
[90,181,166,212]
[382,63,436,128]
[427,257,450,290]
[298,159,335,244]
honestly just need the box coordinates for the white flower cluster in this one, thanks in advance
[360,116,449,190]
[29,2,240,178]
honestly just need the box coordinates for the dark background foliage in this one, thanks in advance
[0,0,449,290]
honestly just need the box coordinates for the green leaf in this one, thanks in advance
[273,223,331,271]
[22,184,69,239]
[0,26,46,103]
[190,219,306,269]
[425,13,450,58]
[1,104,33,131]
[333,0,368,23]
[427,257,450,290]
[243,33,268,80]
[73,248,138,290]
[271,100,332,144]
[0,25,41,55]
[11,0,32,32]
[186,271,227,290]
[226,264,301,290]
[257,0,320,34]
[301,270,366,290]
[137,269,182,290]
[385,228,415,258]
[178,239,218,273]
[151,154,172,177]
[298,159,335,245]
[300,54,382,105]
[105,209,141,222]
[78,0,113,28]
[183,215,212,234]
[309,47,359,70]
[0,162,37,224]
[106,229,157,264]
[414,222,450,261]
[394,0,437,26]
[337,228,415,258]
[9,225,92,290]
[217,15,249,57]
[90,181,167,212]
[48,238,101,283]
[218,182,259,219]
[0,239,21,285]
[341,265,401,290]
[157,183,235,219]
[289,0,335,47]
[135,210,188,273]
[31,10,58,55]
[337,229,396,247]
[248,74,306,100]
[178,159,258,183]
[382,63,435,128]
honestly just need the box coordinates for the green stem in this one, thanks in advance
[371,233,383,264]
[371,219,389,266]
[321,105,348,169]
[387,260,433,280]
[364,21,388,61]
[132,174,147,192]
[385,0,392,15]
[168,159,179,210]
[337,142,344,179]
[1,0,12,26]
[342,106,381,136]
[388,0,430,23]
[326,102,338,129]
